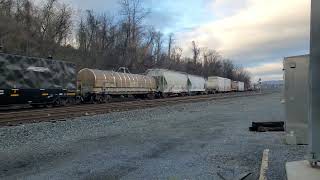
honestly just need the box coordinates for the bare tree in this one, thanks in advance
[154,31,163,63]
[167,33,174,60]
[192,41,200,64]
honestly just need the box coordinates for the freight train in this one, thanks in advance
[0,53,246,107]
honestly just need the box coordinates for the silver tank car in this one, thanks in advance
[77,68,156,97]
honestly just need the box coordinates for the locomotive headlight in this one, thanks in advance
[0,90,4,95]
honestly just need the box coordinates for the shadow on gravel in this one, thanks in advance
[0,150,73,178]
[81,165,139,180]
[143,140,184,159]
[0,134,123,178]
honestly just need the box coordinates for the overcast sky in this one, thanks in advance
[52,0,310,81]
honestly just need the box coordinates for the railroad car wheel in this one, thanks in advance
[89,96,97,104]
[61,99,67,106]
[97,95,107,104]
[147,93,155,100]
[54,98,66,107]
[106,95,112,103]
[161,93,168,98]
[66,98,76,106]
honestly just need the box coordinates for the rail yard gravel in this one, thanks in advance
[0,92,307,180]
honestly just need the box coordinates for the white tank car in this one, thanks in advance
[77,68,156,98]
[146,69,189,96]
[187,74,206,95]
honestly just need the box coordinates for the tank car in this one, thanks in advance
[146,69,189,97]
[77,68,156,102]
[0,53,77,107]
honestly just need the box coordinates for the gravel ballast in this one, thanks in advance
[0,92,307,179]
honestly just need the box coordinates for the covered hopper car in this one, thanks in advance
[0,53,77,106]
[231,81,245,92]
[146,69,189,97]
[231,81,238,91]
[224,78,231,92]
[207,76,224,93]
[207,76,232,93]
[238,82,245,91]
[187,74,206,95]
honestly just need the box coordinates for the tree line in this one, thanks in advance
[0,0,251,87]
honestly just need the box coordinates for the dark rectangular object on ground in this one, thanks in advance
[249,121,285,132]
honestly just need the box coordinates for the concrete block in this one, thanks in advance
[286,160,320,180]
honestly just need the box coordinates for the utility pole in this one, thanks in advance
[309,0,320,166]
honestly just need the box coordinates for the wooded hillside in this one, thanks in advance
[0,0,251,86]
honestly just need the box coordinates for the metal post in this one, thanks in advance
[309,0,320,165]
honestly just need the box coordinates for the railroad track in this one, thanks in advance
[0,92,264,126]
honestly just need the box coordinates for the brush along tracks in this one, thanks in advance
[0,92,263,126]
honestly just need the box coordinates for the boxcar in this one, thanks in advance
[187,74,206,95]
[146,69,189,97]
[0,53,77,106]
[77,68,156,102]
